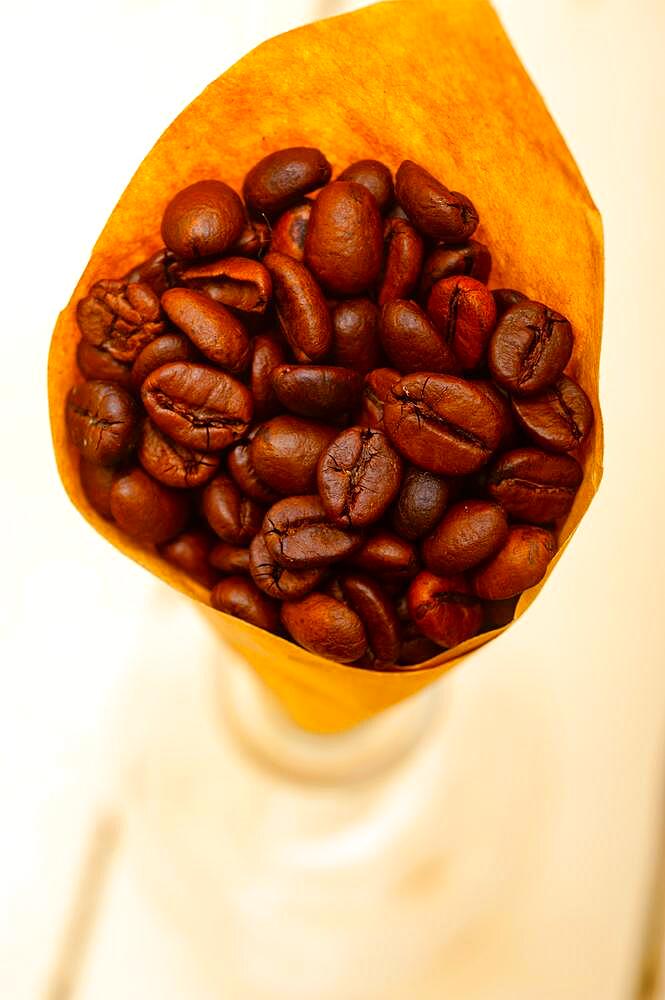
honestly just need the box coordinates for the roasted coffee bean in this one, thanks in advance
[395,160,478,242]
[391,468,449,540]
[130,332,195,388]
[359,367,400,429]
[305,181,383,295]
[77,280,164,364]
[487,447,583,523]
[210,576,280,633]
[180,257,271,313]
[426,276,497,370]
[340,574,400,663]
[419,240,492,300]
[79,458,118,519]
[249,532,323,600]
[227,433,279,504]
[318,426,402,528]
[331,299,380,373]
[249,333,286,421]
[243,147,332,218]
[76,340,133,388]
[511,374,594,452]
[472,525,556,600]
[492,288,526,318]
[141,362,252,452]
[337,159,394,212]
[377,218,424,305]
[202,475,264,544]
[262,495,362,568]
[138,418,219,489]
[472,379,519,450]
[209,542,251,575]
[125,247,182,297]
[380,300,458,373]
[250,416,337,495]
[271,365,363,420]
[422,500,508,575]
[161,288,250,372]
[231,220,272,258]
[160,529,219,588]
[263,251,332,362]
[483,595,520,630]
[489,300,573,395]
[383,374,502,475]
[66,380,139,466]
[109,467,189,543]
[407,571,483,648]
[161,179,245,260]
[397,625,441,666]
[270,201,312,261]
[280,593,367,663]
[352,531,419,580]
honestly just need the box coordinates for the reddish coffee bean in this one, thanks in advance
[161,179,245,260]
[472,525,557,600]
[227,433,279,504]
[79,458,118,519]
[270,201,312,261]
[422,500,508,575]
[180,257,271,313]
[471,379,519,450]
[249,333,286,421]
[211,576,280,633]
[391,468,449,541]
[419,240,492,300]
[489,300,573,395]
[337,159,394,212]
[352,531,419,581]
[397,625,441,666]
[331,299,381,373]
[160,529,219,588]
[231,220,272,258]
[483,595,520,630]
[243,147,332,218]
[380,300,459,374]
[142,362,252,452]
[318,426,402,528]
[138,419,220,489]
[384,374,502,475]
[271,365,363,420]
[202,475,264,544]
[109,467,189,543]
[305,181,383,295]
[511,374,594,452]
[426,276,497,370]
[161,288,250,372]
[131,332,195,389]
[395,160,478,242]
[125,248,182,297]
[250,416,337,495]
[262,495,362,569]
[76,340,133,388]
[407,571,483,648]
[340,574,400,664]
[66,380,139,466]
[359,367,401,430]
[249,532,324,600]
[492,288,526,318]
[263,250,332,362]
[209,542,251,575]
[281,593,367,663]
[77,280,164,364]
[487,447,583,523]
[377,218,424,305]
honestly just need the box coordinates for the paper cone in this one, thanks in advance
[48,0,603,733]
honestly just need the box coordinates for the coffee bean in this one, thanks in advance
[161,288,250,372]
[209,542,251,575]
[211,576,281,633]
[270,201,312,261]
[391,468,449,540]
[422,500,508,574]
[489,300,573,395]
[248,333,286,421]
[271,365,363,420]
[305,181,383,295]
[377,218,424,305]
[407,571,483,648]
[331,299,381,373]
[511,374,594,452]
[337,159,394,212]
[472,525,556,600]
[249,532,324,600]
[141,362,252,452]
[318,426,402,528]
[180,257,272,313]
[492,288,526,319]
[202,475,264,544]
[395,160,478,242]
[77,280,164,364]
[138,418,220,489]
[110,467,189,543]
[160,529,219,588]
[340,574,400,663]
[262,495,362,569]
[383,373,502,475]
[161,179,245,260]
[250,416,337,495]
[79,457,118,518]
[131,332,195,388]
[419,240,492,300]
[231,219,271,258]
[426,276,497,370]
[125,248,182,297]
[227,432,279,504]
[487,447,583,523]
[380,299,459,374]
[351,531,419,581]
[397,625,441,666]
[263,250,332,362]
[483,595,520,630]
[243,147,332,218]
[359,367,401,430]
[66,380,139,465]
[280,593,367,663]
[471,379,519,450]
[76,340,133,388]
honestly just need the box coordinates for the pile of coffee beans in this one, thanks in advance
[65,147,593,668]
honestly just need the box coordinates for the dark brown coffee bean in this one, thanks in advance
[304,181,383,295]
[331,299,381,373]
[249,333,286,421]
[227,433,279,504]
[66,380,139,465]
[271,365,363,420]
[422,500,508,574]
[318,426,402,528]
[270,201,312,261]
[395,160,478,242]
[125,248,182,297]
[426,276,497,370]
[489,300,573,395]
[337,159,394,212]
[76,340,133,388]
[211,576,280,633]
[407,571,483,648]
[471,379,519,450]
[130,332,195,389]
[160,529,219,588]
[202,475,264,544]
[209,542,251,575]
[77,280,164,364]
[110,467,189,543]
[180,257,271,313]
[391,468,449,540]
[141,362,252,452]
[138,418,220,489]
[340,574,400,664]
[263,251,332,362]
[487,447,583,523]
[263,495,362,569]
[483,596,520,630]
[161,179,245,260]
[161,288,250,373]
[359,368,401,430]
[511,375,594,452]
[249,532,324,600]
[397,626,441,666]
[383,374,502,475]
[79,458,118,518]
[280,593,367,663]
[380,300,459,373]
[472,525,556,600]
[377,218,424,306]
[243,147,332,218]
[419,240,492,300]
[231,220,272,258]
[250,416,337,495]
[492,288,526,319]
[352,531,419,581]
